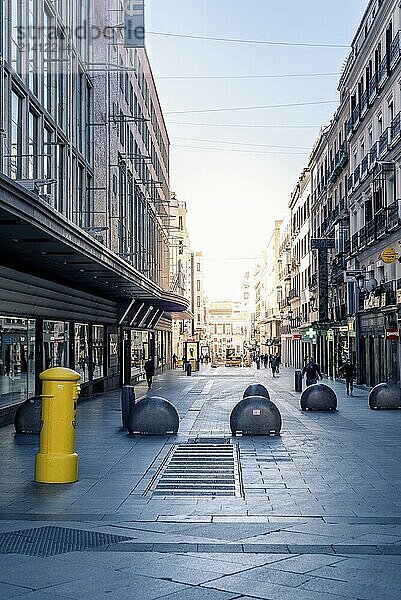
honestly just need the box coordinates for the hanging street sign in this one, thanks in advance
[124,0,145,48]
[381,247,398,264]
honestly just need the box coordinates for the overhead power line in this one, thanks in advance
[168,121,320,129]
[166,99,337,115]
[173,144,307,156]
[172,136,311,149]
[149,31,349,49]
[157,72,340,80]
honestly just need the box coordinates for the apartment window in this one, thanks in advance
[197,263,201,271]
[377,112,383,136]
[28,0,39,94]
[43,10,53,113]
[368,125,373,148]
[28,111,39,179]
[178,216,183,230]
[197,296,201,308]
[197,280,201,291]
[10,0,23,73]
[388,97,394,125]
[10,90,23,179]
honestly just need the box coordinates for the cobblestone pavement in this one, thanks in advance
[1,366,401,599]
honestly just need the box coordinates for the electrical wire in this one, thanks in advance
[173,144,307,156]
[165,99,337,115]
[149,31,349,49]
[172,136,311,149]
[168,121,320,129]
[157,72,340,80]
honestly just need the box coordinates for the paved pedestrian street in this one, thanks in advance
[1,366,401,600]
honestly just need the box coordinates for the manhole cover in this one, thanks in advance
[146,443,243,498]
[0,526,130,557]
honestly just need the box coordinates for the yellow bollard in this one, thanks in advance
[34,367,81,484]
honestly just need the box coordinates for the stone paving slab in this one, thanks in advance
[1,366,401,598]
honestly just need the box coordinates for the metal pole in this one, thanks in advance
[355,285,361,384]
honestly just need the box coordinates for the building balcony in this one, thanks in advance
[347,173,353,193]
[369,141,380,170]
[352,105,360,130]
[390,111,401,144]
[378,129,390,157]
[288,288,300,300]
[377,55,388,89]
[350,202,400,253]
[328,146,349,184]
[390,31,401,69]
[309,274,318,290]
[346,116,353,139]
[361,154,369,178]
[359,89,369,118]
[368,73,378,103]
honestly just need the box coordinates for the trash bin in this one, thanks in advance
[294,370,303,392]
[14,396,42,434]
[185,361,192,376]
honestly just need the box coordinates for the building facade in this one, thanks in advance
[276,0,401,386]
[254,220,282,358]
[191,251,207,342]
[207,301,248,363]
[0,0,188,419]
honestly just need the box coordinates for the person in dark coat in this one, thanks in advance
[339,359,357,395]
[302,357,322,386]
[144,358,155,388]
[270,355,278,377]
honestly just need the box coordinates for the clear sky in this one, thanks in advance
[145,0,369,301]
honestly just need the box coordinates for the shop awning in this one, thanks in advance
[0,174,189,315]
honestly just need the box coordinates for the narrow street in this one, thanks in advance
[1,367,401,599]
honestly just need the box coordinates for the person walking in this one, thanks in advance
[270,355,278,377]
[144,358,155,389]
[172,353,178,369]
[275,353,281,374]
[339,359,357,396]
[302,357,322,386]
[263,354,269,369]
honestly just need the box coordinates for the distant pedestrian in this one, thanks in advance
[256,356,261,369]
[339,359,357,396]
[182,355,186,370]
[144,358,155,388]
[270,355,278,377]
[263,354,269,369]
[172,354,178,369]
[302,357,322,386]
[275,353,281,374]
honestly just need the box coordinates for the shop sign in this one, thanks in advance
[364,294,380,309]
[293,334,301,339]
[338,326,348,334]
[326,329,334,341]
[381,247,398,264]
[348,321,354,332]
[386,328,400,341]
[397,289,401,305]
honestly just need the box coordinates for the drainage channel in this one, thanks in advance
[146,442,243,498]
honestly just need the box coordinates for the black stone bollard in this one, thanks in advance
[243,384,270,399]
[300,384,337,411]
[230,395,282,436]
[14,396,42,434]
[127,396,179,435]
[121,385,135,429]
[369,383,401,410]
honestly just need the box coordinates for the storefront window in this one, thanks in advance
[43,321,69,369]
[92,325,104,380]
[109,333,119,368]
[75,323,89,382]
[0,317,35,407]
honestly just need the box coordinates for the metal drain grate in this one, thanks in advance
[147,443,243,498]
[0,526,130,557]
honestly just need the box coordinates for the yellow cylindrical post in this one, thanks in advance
[34,367,81,484]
